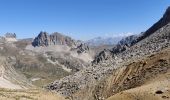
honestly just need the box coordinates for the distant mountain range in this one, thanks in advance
[85,37,122,46]
[85,33,136,46]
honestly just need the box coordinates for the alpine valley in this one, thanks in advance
[0,6,170,100]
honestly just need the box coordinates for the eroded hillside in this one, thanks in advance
[100,48,170,100]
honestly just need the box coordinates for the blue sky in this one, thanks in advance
[0,0,169,40]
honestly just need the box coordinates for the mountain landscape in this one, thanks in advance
[0,2,170,100]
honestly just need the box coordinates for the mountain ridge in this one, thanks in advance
[131,6,170,45]
[32,31,77,47]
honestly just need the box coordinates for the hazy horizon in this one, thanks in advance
[0,0,170,40]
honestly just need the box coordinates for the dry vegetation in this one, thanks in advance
[0,88,66,100]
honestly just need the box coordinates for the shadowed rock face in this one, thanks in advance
[32,31,77,47]
[131,6,170,45]
[32,32,49,46]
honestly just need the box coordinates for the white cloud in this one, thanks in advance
[104,32,136,38]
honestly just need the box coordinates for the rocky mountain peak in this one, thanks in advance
[50,32,63,37]
[32,31,77,47]
[32,31,49,47]
[5,33,16,38]
[163,6,170,19]
[49,32,76,47]
[38,31,49,38]
[162,7,170,23]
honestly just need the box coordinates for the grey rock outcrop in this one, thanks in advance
[71,43,90,54]
[4,33,17,42]
[5,33,16,38]
[92,49,113,64]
